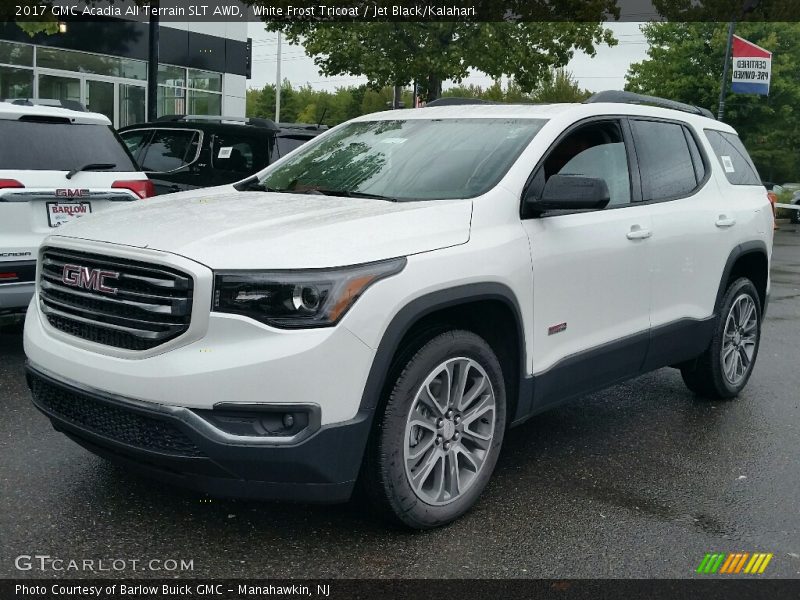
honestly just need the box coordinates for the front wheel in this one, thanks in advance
[365,330,506,529]
[681,278,762,399]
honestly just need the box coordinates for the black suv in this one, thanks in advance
[118,116,326,195]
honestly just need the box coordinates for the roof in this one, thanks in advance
[352,100,731,132]
[0,101,111,125]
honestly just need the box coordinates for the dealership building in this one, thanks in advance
[0,20,250,127]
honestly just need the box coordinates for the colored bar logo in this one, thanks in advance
[696,553,773,574]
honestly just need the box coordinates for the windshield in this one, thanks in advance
[256,118,547,201]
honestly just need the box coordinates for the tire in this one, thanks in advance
[680,278,762,400]
[790,206,800,224]
[364,330,507,529]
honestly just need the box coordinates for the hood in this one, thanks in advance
[50,190,473,269]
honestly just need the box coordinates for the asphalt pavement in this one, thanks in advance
[1,228,798,579]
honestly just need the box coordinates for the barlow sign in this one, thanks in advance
[731,35,772,96]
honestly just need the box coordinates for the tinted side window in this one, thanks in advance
[139,130,200,172]
[276,135,312,158]
[211,133,267,174]
[540,121,630,207]
[119,129,152,162]
[630,120,697,201]
[704,129,761,185]
[0,120,137,172]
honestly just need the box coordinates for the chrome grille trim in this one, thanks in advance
[39,246,194,350]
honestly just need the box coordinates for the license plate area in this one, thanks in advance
[46,202,92,228]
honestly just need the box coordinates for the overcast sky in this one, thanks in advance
[245,22,651,93]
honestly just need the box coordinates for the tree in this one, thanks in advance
[532,68,592,102]
[625,22,800,182]
[249,9,617,101]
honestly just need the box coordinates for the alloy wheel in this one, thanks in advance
[721,294,758,386]
[403,357,496,506]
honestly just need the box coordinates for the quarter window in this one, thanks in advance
[630,120,698,201]
[704,129,761,185]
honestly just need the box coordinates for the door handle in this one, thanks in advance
[715,216,737,228]
[626,225,652,240]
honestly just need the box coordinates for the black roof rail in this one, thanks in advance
[153,114,280,130]
[426,97,501,107]
[585,91,715,119]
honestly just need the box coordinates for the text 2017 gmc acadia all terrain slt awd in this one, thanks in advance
[24,92,773,528]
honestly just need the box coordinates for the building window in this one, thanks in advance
[37,47,146,80]
[188,90,221,116]
[188,69,221,92]
[157,64,185,87]
[157,85,186,117]
[157,64,222,117]
[0,40,34,66]
[0,65,33,98]
[0,41,34,100]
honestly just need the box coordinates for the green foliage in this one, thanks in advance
[247,81,415,125]
[625,22,800,182]
[247,70,590,126]
[251,18,615,101]
[442,70,591,104]
[16,22,60,37]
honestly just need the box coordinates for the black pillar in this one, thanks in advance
[147,5,159,121]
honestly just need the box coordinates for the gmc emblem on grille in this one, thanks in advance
[61,264,119,294]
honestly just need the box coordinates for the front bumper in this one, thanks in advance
[27,364,373,502]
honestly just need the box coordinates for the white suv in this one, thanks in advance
[23,92,773,528]
[0,101,153,321]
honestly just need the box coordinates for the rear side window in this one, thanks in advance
[211,133,267,174]
[0,119,137,172]
[275,135,312,158]
[139,129,200,172]
[704,129,761,185]
[630,120,699,201]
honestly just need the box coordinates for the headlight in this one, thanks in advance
[212,257,406,328]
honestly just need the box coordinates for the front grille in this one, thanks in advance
[39,247,193,350]
[30,373,204,458]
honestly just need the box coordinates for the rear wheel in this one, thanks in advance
[365,330,506,529]
[681,278,761,399]
[790,204,800,224]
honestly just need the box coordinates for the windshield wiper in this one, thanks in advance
[66,163,116,180]
[289,187,399,202]
[235,179,399,201]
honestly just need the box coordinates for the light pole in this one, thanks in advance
[717,0,760,121]
[275,32,282,123]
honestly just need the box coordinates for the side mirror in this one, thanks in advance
[525,174,610,212]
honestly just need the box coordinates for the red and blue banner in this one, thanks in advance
[731,35,772,96]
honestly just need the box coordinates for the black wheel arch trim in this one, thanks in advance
[714,240,769,316]
[357,282,528,421]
